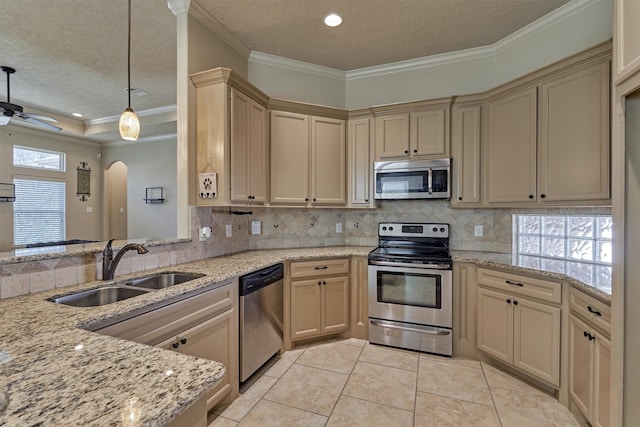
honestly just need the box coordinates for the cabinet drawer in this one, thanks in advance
[97,281,235,344]
[477,268,561,304]
[290,258,350,279]
[570,287,611,336]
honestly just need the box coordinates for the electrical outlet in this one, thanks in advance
[474,225,484,237]
[226,224,232,238]
[251,220,261,235]
[336,223,343,233]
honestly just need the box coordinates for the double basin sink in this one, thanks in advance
[51,272,205,307]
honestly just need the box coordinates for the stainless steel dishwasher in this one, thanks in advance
[239,263,284,382]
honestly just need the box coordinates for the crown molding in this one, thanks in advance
[189,1,251,59]
[102,132,178,147]
[249,51,346,80]
[86,105,177,126]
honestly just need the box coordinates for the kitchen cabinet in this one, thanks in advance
[569,287,611,427]
[230,88,268,204]
[96,280,239,411]
[347,116,375,207]
[270,111,346,206]
[484,54,610,206]
[349,256,369,340]
[190,68,269,207]
[374,101,450,161]
[289,258,350,342]
[451,103,482,206]
[614,0,640,84]
[476,268,561,387]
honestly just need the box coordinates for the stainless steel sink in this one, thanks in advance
[52,286,151,307]
[121,272,205,290]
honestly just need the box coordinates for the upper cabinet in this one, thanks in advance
[374,100,451,161]
[348,116,375,207]
[451,102,482,206]
[482,47,611,207]
[614,0,640,84]
[270,110,346,206]
[189,68,269,207]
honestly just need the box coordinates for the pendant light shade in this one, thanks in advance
[119,0,140,141]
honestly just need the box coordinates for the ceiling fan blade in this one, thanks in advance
[0,116,9,126]
[23,112,58,123]
[19,115,62,132]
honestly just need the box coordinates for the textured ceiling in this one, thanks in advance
[0,0,571,142]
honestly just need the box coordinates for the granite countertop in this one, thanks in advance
[0,245,607,425]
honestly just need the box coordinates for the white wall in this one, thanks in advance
[247,0,612,109]
[102,138,177,239]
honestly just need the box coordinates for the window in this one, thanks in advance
[513,214,612,293]
[13,177,66,246]
[13,145,65,171]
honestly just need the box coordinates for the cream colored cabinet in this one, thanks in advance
[451,104,482,206]
[190,68,269,206]
[374,103,449,161]
[349,256,369,340]
[230,88,268,204]
[538,61,610,202]
[289,258,350,342]
[270,111,346,206]
[614,0,640,84]
[569,287,611,427]
[476,268,561,387]
[348,117,375,207]
[485,87,538,203]
[96,281,239,411]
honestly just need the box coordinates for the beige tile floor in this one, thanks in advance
[209,338,580,427]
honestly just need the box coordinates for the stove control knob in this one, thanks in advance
[382,226,387,231]
[432,227,438,232]
[388,226,394,231]
[440,227,445,233]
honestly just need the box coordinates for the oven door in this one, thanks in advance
[368,264,452,328]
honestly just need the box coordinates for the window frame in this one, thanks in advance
[13,145,66,172]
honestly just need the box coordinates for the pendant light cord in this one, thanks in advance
[127,0,132,110]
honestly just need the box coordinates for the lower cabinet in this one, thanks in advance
[289,258,350,342]
[96,280,239,412]
[349,256,369,340]
[476,269,561,387]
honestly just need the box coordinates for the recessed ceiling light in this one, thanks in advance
[324,13,342,27]
[72,113,83,118]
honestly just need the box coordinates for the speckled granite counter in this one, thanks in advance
[0,246,371,426]
[0,245,606,425]
[451,250,611,303]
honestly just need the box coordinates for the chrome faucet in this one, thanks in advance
[102,239,149,280]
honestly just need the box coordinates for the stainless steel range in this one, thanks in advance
[368,222,453,356]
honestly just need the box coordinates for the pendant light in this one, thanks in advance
[119,0,140,141]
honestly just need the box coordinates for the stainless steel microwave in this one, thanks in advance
[374,158,450,200]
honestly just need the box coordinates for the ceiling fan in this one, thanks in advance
[0,66,61,131]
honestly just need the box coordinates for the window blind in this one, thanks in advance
[13,178,66,246]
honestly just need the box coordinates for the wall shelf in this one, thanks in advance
[144,187,165,204]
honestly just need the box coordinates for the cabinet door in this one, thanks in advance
[375,113,410,159]
[311,116,346,205]
[594,332,611,427]
[477,287,513,364]
[180,309,237,411]
[230,88,251,203]
[290,278,323,340]
[410,108,448,157]
[322,276,349,334]
[538,62,610,202]
[350,257,369,340]
[348,118,373,206]
[270,111,309,204]
[248,101,268,203]
[486,87,537,203]
[614,0,640,83]
[451,105,481,205]
[513,297,560,387]
[570,315,594,419]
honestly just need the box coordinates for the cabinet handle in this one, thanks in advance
[506,299,511,304]
[314,266,328,270]
[583,331,595,341]
[505,280,524,287]
[172,342,179,349]
[540,194,546,199]
[528,195,534,199]
[180,338,187,345]
[587,305,602,316]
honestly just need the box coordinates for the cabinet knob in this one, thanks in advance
[506,299,511,304]
[318,281,322,285]
[528,195,534,199]
[313,198,316,202]
[540,194,546,199]
[404,150,409,154]
[305,198,309,202]
[180,338,187,345]
[172,342,179,349]
[323,281,327,285]
[513,300,519,306]
[413,149,417,153]
[458,197,462,201]
[365,199,369,202]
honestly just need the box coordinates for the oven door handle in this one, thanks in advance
[368,260,451,270]
[370,319,451,336]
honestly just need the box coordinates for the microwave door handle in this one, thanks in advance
[428,169,433,194]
